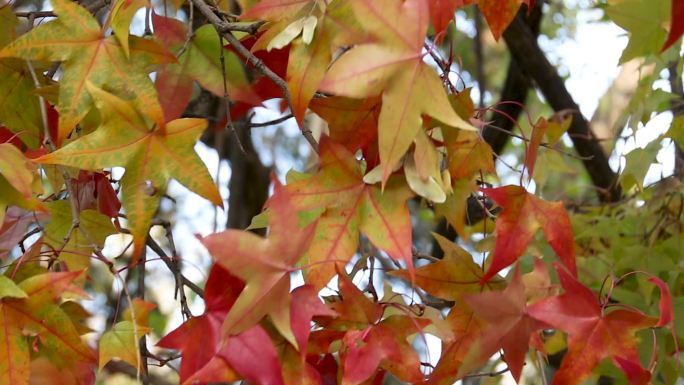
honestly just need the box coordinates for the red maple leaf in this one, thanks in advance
[428,0,463,40]
[461,266,549,382]
[290,284,337,357]
[327,270,426,385]
[480,185,576,283]
[662,0,684,51]
[185,324,285,385]
[156,264,244,383]
[528,265,658,385]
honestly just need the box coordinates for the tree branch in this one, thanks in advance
[189,0,320,153]
[502,13,621,202]
[482,5,542,155]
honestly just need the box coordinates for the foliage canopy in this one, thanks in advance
[0,0,682,384]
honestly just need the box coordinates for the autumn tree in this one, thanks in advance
[0,0,681,384]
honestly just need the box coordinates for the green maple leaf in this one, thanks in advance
[36,83,222,259]
[0,7,42,148]
[0,0,175,144]
[43,201,116,275]
[605,0,670,63]
[319,0,474,185]
[99,321,151,371]
[152,15,257,120]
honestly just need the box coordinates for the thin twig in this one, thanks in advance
[145,235,201,319]
[462,365,511,379]
[247,114,294,128]
[136,247,150,384]
[26,59,81,259]
[473,7,486,108]
[484,123,594,160]
[176,2,194,57]
[190,0,320,153]
[537,350,548,385]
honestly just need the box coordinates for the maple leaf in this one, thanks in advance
[107,0,150,58]
[28,358,95,385]
[522,257,559,302]
[480,185,576,283]
[473,0,530,41]
[68,171,121,219]
[0,271,95,385]
[275,285,336,385]
[225,34,291,118]
[43,201,116,277]
[319,269,426,385]
[123,298,157,327]
[389,233,504,301]
[524,117,548,181]
[246,0,361,125]
[426,304,486,385]
[0,143,36,199]
[200,180,314,345]
[461,266,550,382]
[648,276,674,327]
[281,343,324,385]
[318,265,384,332]
[152,13,258,121]
[662,0,684,51]
[309,96,381,164]
[434,178,478,241]
[290,285,336,356]
[0,143,44,225]
[157,264,244,383]
[341,315,427,385]
[98,321,151,371]
[0,208,41,259]
[0,0,175,144]
[605,0,670,63]
[428,0,463,40]
[0,8,42,149]
[36,83,222,259]
[443,127,496,182]
[240,0,315,20]
[286,137,414,290]
[284,1,360,126]
[185,324,284,385]
[99,299,156,371]
[319,0,474,184]
[528,265,658,385]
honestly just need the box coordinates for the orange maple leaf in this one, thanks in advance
[286,137,414,289]
[200,180,315,347]
[319,0,473,185]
